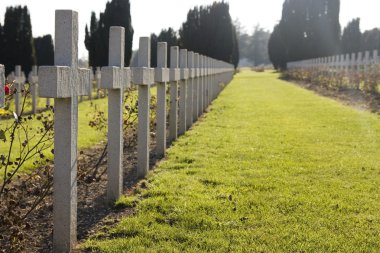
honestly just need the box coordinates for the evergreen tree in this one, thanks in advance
[179,1,239,68]
[150,28,179,67]
[85,0,134,68]
[341,18,361,54]
[34,35,54,66]
[268,0,341,68]
[150,33,158,68]
[268,24,287,70]
[361,28,380,52]
[0,23,4,64]
[3,6,36,75]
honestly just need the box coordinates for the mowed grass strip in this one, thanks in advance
[83,71,380,252]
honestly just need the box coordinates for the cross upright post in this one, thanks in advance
[155,42,169,157]
[179,49,188,136]
[28,65,39,114]
[186,51,194,130]
[198,55,204,117]
[38,10,91,252]
[169,46,180,143]
[133,37,154,179]
[193,53,199,123]
[96,67,101,99]
[0,65,4,108]
[101,26,130,202]
[14,65,25,116]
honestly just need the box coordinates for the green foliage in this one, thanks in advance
[85,0,134,68]
[269,0,341,69]
[34,35,54,66]
[341,18,362,54]
[82,71,380,251]
[179,1,239,68]
[2,6,36,76]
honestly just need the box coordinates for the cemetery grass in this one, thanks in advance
[83,71,380,252]
[0,95,108,176]
[0,87,156,177]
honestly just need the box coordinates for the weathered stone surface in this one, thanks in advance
[169,46,179,142]
[156,42,168,157]
[136,37,151,178]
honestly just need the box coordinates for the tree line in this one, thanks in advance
[0,6,54,76]
[269,0,380,70]
[86,0,239,69]
[0,0,238,76]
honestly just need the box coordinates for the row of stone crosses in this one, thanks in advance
[0,64,103,115]
[287,49,380,70]
[0,10,235,252]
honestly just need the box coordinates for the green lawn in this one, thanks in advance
[0,95,108,175]
[83,71,380,252]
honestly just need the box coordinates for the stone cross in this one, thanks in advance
[169,46,180,143]
[200,55,206,114]
[155,42,169,157]
[14,66,26,116]
[88,70,93,100]
[350,53,356,71]
[179,49,188,136]
[0,65,4,108]
[28,65,39,114]
[96,67,101,98]
[101,26,130,201]
[373,50,379,65]
[133,37,154,179]
[38,10,90,252]
[186,51,194,130]
[7,72,14,84]
[192,53,199,122]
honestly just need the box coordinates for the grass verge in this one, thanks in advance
[83,70,380,252]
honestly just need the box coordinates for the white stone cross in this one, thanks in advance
[179,49,188,136]
[192,53,199,122]
[186,51,194,130]
[199,55,205,114]
[38,10,90,252]
[28,65,39,114]
[95,67,102,98]
[155,42,169,157]
[6,71,14,84]
[168,46,180,143]
[133,37,154,179]
[0,65,4,108]
[373,50,379,65]
[101,26,131,202]
[14,65,26,115]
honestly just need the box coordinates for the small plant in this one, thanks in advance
[0,82,55,252]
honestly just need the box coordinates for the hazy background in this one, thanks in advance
[0,0,379,58]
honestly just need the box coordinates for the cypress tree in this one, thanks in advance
[269,0,341,68]
[3,6,36,75]
[0,23,4,64]
[34,35,54,66]
[85,0,134,67]
[341,19,362,54]
[361,29,380,52]
[179,1,238,67]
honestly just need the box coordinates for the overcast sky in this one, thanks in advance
[1,0,379,59]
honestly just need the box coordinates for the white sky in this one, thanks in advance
[0,0,379,59]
